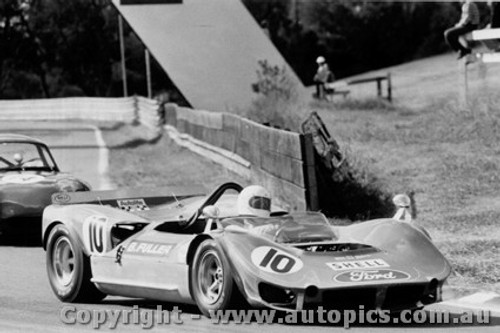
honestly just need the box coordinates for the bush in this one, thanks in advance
[315,147,395,220]
[246,60,303,131]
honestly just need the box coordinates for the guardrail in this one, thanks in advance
[164,103,318,211]
[0,96,163,131]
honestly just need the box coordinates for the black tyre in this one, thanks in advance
[190,239,239,316]
[46,224,105,303]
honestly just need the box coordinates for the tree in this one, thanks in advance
[0,0,120,98]
[242,0,462,83]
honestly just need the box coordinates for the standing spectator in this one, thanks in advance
[444,0,480,59]
[313,56,334,99]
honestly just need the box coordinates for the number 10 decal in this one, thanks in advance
[251,246,303,274]
[83,215,108,254]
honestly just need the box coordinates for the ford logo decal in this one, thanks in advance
[334,269,411,283]
[53,193,71,204]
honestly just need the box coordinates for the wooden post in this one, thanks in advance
[118,16,128,97]
[376,78,382,98]
[145,49,152,99]
[461,59,468,108]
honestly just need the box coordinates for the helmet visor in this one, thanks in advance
[249,196,271,211]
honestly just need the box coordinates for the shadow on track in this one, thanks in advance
[0,231,42,247]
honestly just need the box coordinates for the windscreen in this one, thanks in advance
[222,212,338,244]
[0,142,56,171]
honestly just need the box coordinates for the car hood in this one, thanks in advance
[0,171,86,219]
[217,216,451,294]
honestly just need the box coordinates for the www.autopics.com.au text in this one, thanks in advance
[60,305,491,329]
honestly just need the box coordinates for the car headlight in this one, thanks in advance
[392,193,412,222]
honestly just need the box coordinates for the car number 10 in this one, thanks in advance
[251,246,303,274]
[83,215,108,254]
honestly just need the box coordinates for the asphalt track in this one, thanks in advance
[0,122,498,332]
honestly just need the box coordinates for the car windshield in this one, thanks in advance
[0,142,57,171]
[221,211,338,244]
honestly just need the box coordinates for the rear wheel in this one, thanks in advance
[46,224,105,303]
[190,239,239,316]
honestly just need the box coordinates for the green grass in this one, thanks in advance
[100,123,161,148]
[107,134,246,190]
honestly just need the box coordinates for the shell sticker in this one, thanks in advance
[1,174,45,184]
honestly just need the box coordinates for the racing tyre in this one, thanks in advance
[191,239,240,316]
[46,224,106,303]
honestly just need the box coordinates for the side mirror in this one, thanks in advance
[392,194,412,222]
[202,205,220,219]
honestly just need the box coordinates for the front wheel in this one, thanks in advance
[46,224,105,303]
[190,239,239,316]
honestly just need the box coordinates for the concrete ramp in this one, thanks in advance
[112,0,304,111]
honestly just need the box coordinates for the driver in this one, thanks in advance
[237,185,271,218]
[237,185,280,236]
[13,153,23,166]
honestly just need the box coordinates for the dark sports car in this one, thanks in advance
[42,182,452,316]
[0,134,90,237]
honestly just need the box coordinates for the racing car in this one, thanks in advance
[0,134,90,237]
[42,182,451,315]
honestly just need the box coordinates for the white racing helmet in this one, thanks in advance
[237,185,271,218]
[316,56,326,64]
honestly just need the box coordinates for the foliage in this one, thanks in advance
[0,0,185,100]
[251,59,296,100]
[247,59,301,130]
[0,0,116,98]
[242,0,467,82]
[315,149,395,221]
[0,0,492,101]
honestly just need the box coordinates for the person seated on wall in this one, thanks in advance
[444,0,480,59]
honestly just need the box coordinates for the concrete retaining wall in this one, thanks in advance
[165,103,317,211]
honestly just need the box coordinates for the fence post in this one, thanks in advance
[461,60,469,108]
[118,15,128,97]
[387,72,392,102]
[300,133,319,211]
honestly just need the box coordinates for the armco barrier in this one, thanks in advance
[164,103,318,211]
[0,97,136,122]
[136,96,162,132]
[0,96,162,131]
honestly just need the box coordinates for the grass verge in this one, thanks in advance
[313,91,500,292]
[107,134,246,190]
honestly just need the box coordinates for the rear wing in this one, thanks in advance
[51,186,206,210]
